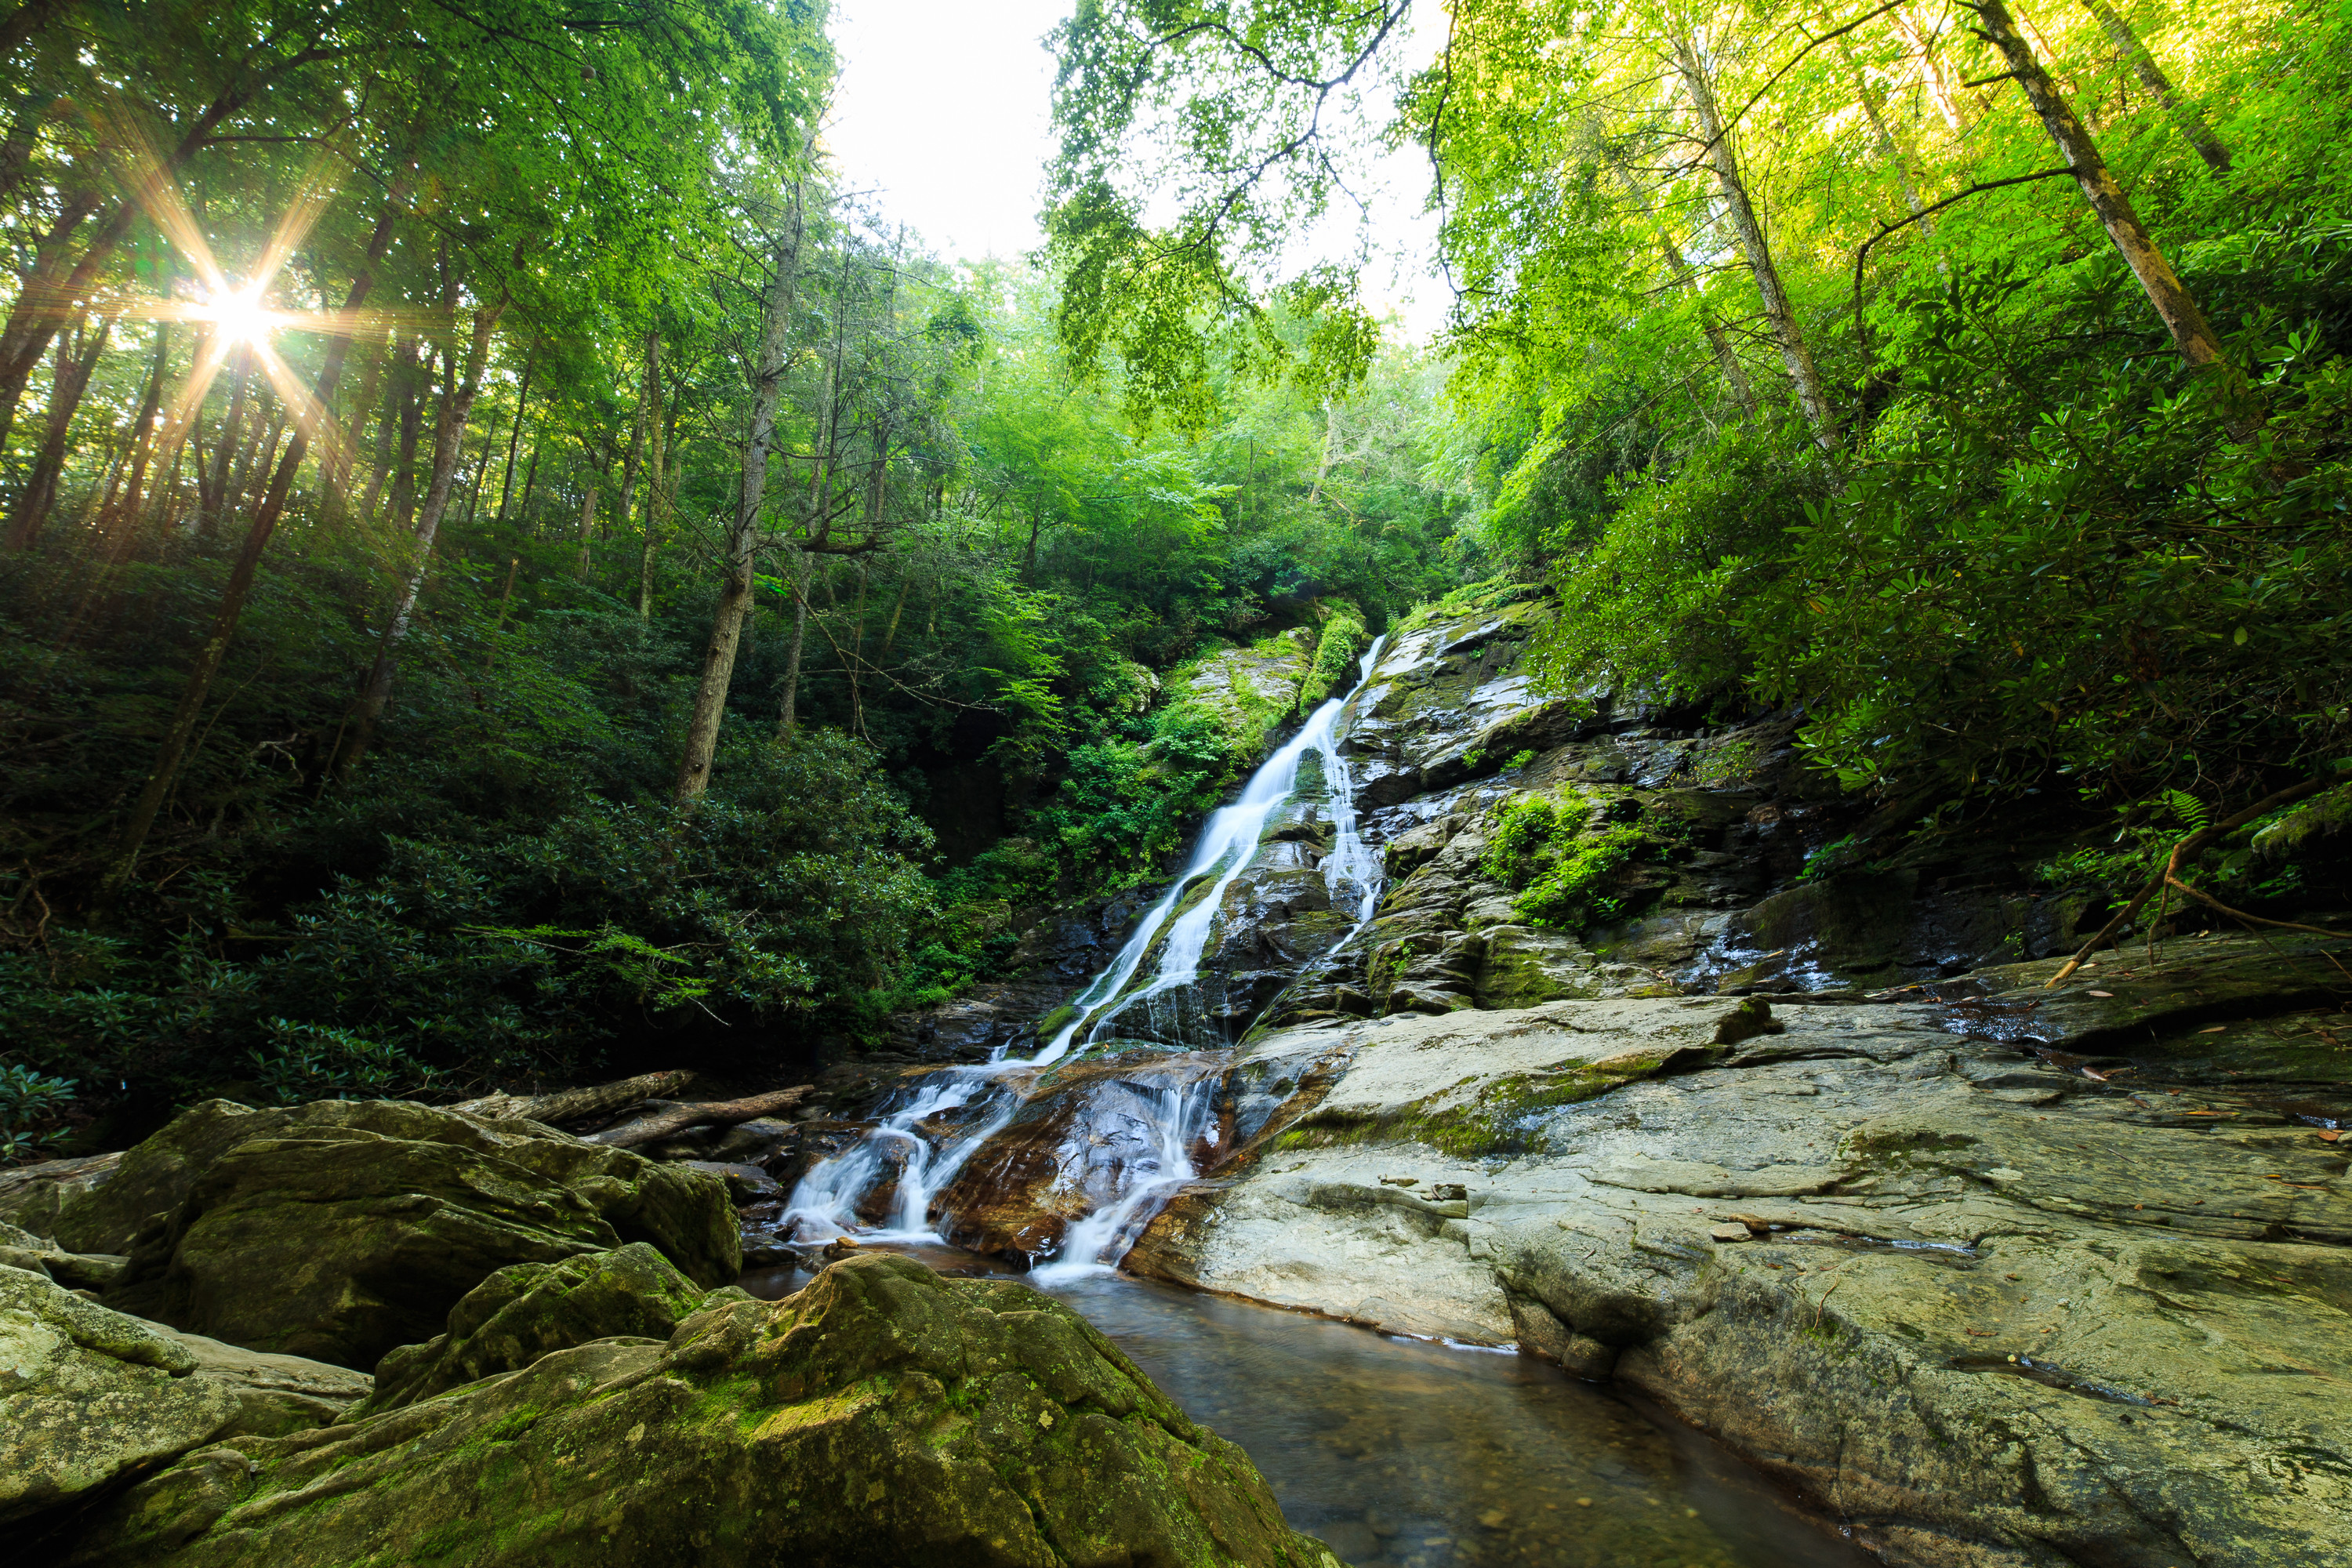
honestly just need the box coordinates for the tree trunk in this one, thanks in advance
[5,316,109,550]
[1970,0,2235,381]
[777,548,809,739]
[335,296,510,778]
[574,484,597,579]
[615,328,655,543]
[517,442,542,533]
[325,329,388,527]
[2075,0,2230,173]
[632,332,665,617]
[495,337,535,524]
[197,348,252,540]
[461,406,499,528]
[1672,34,1838,443]
[586,1087,812,1149]
[676,187,805,803]
[389,339,424,528]
[1896,9,1984,129]
[1612,164,1759,415]
[98,322,172,557]
[103,201,401,894]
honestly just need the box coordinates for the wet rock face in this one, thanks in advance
[936,1055,1232,1265]
[49,1253,1340,1568]
[16,1099,738,1372]
[1131,936,2352,1567]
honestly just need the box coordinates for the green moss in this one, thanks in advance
[1295,602,1369,714]
[1279,1062,1654,1157]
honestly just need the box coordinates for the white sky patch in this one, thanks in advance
[823,0,1450,343]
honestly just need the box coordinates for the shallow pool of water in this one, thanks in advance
[746,1251,1869,1568]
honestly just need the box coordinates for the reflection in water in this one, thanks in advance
[742,1254,1869,1568]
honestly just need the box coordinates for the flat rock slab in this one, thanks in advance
[1130,986,2352,1567]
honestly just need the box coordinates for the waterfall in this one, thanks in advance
[1037,635,1386,1059]
[784,633,1388,1260]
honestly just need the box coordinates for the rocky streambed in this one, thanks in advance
[782,589,2352,1566]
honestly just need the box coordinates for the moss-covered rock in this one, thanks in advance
[1,1265,366,1530]
[80,1099,735,1371]
[50,1253,1340,1568]
[364,1243,713,1414]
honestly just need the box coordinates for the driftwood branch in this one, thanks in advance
[2165,875,2344,938]
[587,1087,813,1149]
[2046,765,2352,986]
[452,1069,697,1127]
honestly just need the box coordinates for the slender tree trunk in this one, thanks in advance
[1896,9,1983,129]
[197,349,252,540]
[326,329,389,525]
[358,339,405,521]
[636,379,673,619]
[103,201,401,894]
[99,322,172,557]
[389,339,424,528]
[335,296,510,778]
[1970,0,2236,381]
[1306,397,1338,506]
[495,338,535,524]
[2075,0,2230,172]
[776,551,810,739]
[1672,34,1838,443]
[574,485,597,579]
[461,406,500,528]
[5,316,109,549]
[1611,165,1759,415]
[677,186,805,802]
[517,442,541,533]
[615,329,655,538]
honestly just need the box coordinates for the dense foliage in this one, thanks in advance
[1048,0,2352,804]
[0,2,1476,1153]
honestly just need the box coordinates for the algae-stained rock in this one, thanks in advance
[0,1261,372,1531]
[365,1242,710,1413]
[96,1098,737,1370]
[151,1327,373,1436]
[1130,967,2352,1566]
[0,1152,125,1246]
[56,1253,1340,1568]
[0,1220,126,1290]
[0,1264,233,1528]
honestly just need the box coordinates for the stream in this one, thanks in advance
[742,1246,1870,1568]
[764,635,1871,1565]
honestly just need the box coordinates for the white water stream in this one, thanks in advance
[784,636,1387,1265]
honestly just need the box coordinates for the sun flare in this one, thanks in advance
[201,288,281,347]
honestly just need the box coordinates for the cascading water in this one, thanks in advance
[784,636,1388,1263]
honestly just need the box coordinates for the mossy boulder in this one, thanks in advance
[364,1243,712,1414]
[50,1253,1340,1568]
[0,1265,365,1530]
[80,1099,735,1371]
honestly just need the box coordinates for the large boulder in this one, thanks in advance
[1130,949,2352,1566]
[59,1099,735,1371]
[0,1266,365,1530]
[48,1253,1341,1568]
[364,1242,713,1414]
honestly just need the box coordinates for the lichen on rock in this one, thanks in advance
[48,1253,1341,1568]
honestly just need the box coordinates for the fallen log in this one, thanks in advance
[586,1087,814,1149]
[452,1069,698,1127]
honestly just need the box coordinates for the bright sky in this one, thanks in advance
[822,0,1449,341]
